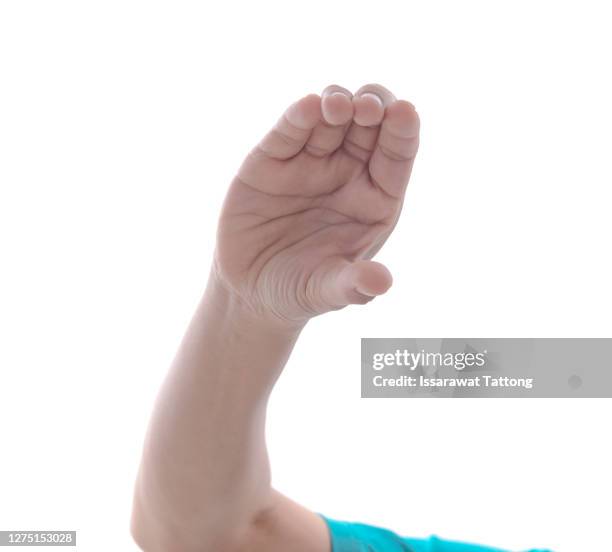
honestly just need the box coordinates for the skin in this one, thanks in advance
[130,83,420,552]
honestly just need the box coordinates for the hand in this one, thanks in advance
[213,83,420,326]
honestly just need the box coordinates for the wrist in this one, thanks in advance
[204,264,307,339]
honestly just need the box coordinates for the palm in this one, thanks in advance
[215,85,419,323]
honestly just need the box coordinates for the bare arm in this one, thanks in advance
[131,271,329,551]
[131,83,419,551]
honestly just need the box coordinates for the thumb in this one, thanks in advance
[315,259,393,310]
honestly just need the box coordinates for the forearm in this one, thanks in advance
[131,269,304,551]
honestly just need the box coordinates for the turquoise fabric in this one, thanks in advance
[320,515,552,552]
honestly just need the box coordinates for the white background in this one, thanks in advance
[1,1,611,551]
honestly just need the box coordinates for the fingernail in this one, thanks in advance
[360,92,383,107]
[330,91,348,98]
[355,286,377,297]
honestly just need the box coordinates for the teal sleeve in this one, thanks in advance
[319,515,553,552]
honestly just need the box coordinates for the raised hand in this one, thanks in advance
[214,83,420,325]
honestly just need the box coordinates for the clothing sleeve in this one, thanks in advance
[319,515,552,552]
